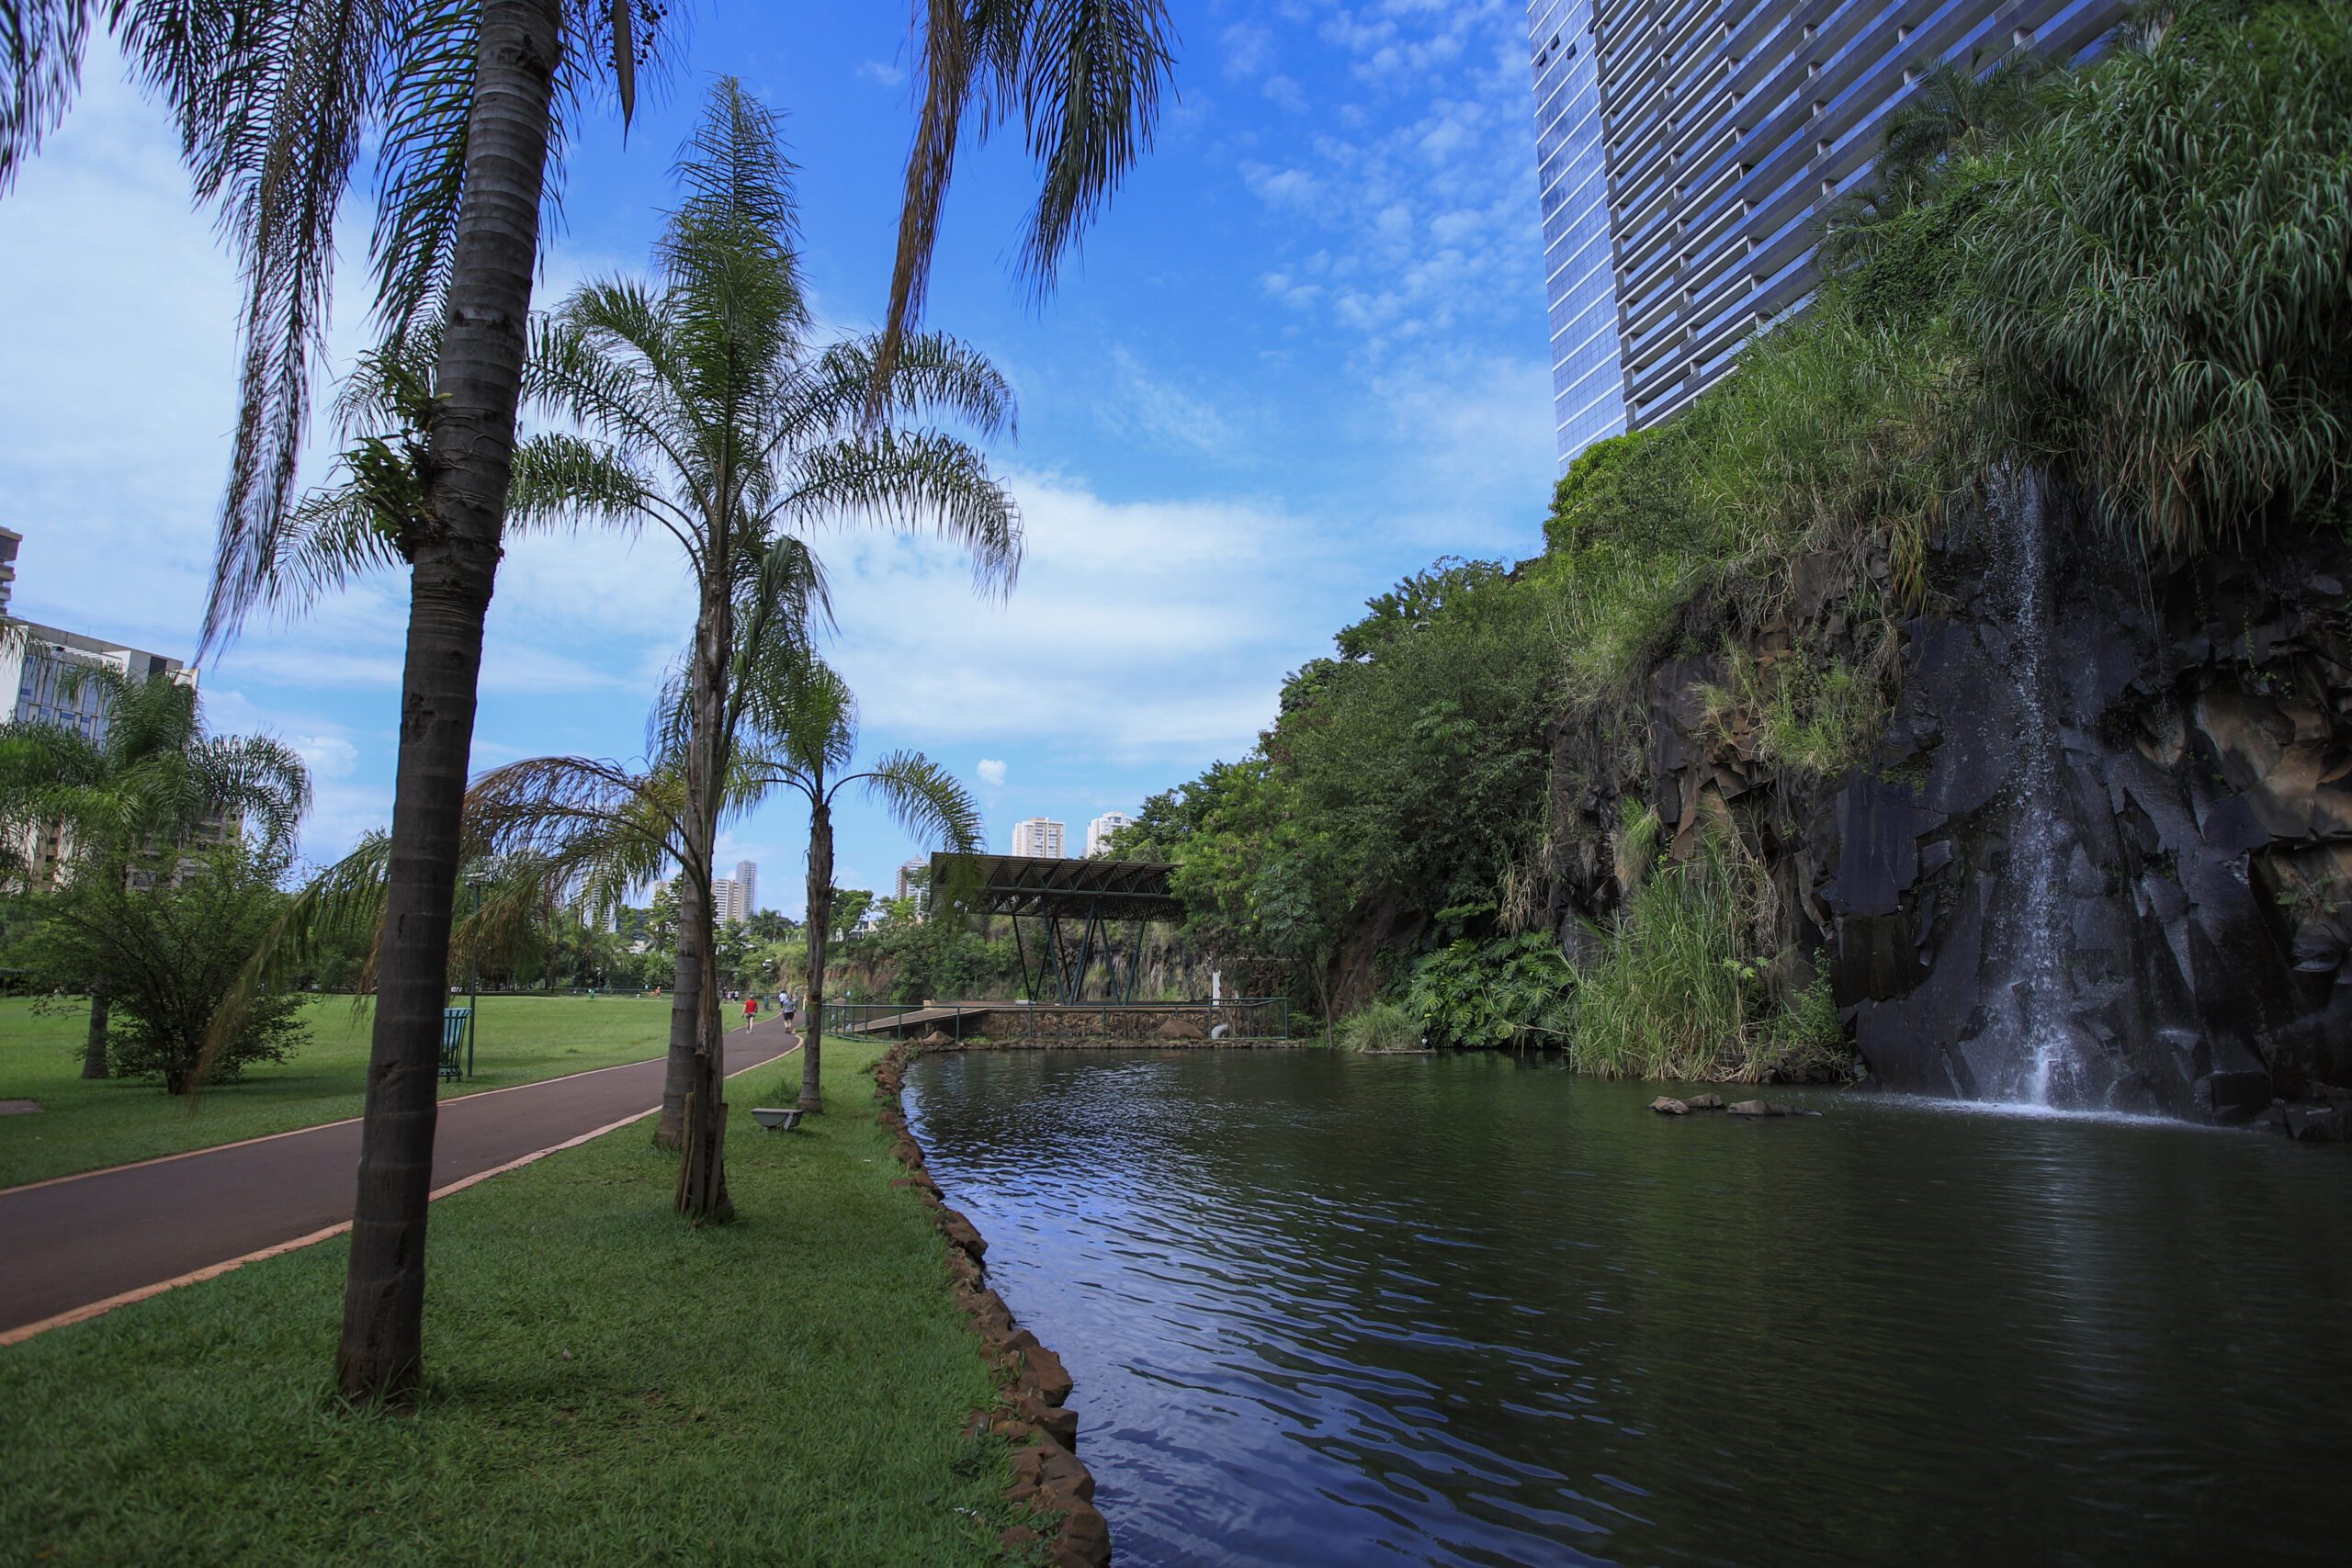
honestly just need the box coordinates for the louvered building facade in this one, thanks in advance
[1529,0,2130,465]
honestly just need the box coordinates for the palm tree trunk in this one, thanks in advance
[335,0,563,1403]
[799,800,832,1112]
[80,987,109,1079]
[673,573,734,1220]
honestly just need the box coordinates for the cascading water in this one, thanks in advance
[1988,468,2084,1107]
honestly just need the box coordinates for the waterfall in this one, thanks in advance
[1989,469,2082,1107]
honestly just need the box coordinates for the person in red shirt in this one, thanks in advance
[741,993,759,1030]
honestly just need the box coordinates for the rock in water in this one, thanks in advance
[1649,1096,1690,1116]
[1685,1092,1725,1110]
[1728,1100,1823,1118]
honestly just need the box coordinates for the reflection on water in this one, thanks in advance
[906,1050,2352,1568]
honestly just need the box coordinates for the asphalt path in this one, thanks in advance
[0,1021,799,1341]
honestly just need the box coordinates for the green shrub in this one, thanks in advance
[1407,932,1576,1050]
[1744,955,1849,1083]
[1336,1001,1421,1054]
[13,843,305,1094]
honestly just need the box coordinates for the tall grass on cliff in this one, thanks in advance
[1955,1,2352,552]
[1540,311,1962,712]
[1570,829,1766,1079]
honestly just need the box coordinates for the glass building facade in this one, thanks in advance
[1527,0,1628,464]
[1530,0,2127,468]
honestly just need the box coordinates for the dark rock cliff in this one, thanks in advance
[1548,489,2352,1116]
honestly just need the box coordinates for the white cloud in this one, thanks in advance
[819,469,1360,765]
[1101,347,1239,456]
[855,59,906,87]
[292,734,361,780]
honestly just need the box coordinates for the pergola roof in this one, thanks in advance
[930,852,1180,922]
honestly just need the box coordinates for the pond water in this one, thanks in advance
[905,1049,2352,1567]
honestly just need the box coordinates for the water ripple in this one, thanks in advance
[909,1049,2352,1567]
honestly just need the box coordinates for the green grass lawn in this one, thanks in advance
[0,1039,1021,1565]
[0,994,685,1190]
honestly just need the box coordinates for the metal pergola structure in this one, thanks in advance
[931,852,1180,1005]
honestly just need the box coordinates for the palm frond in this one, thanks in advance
[0,0,98,194]
[875,0,1175,404]
[783,429,1023,597]
[850,749,982,853]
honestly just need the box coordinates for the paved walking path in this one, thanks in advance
[0,1022,800,1343]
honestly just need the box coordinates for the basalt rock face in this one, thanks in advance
[1550,492,2352,1117]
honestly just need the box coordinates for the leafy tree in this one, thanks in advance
[828,889,876,946]
[15,841,305,1093]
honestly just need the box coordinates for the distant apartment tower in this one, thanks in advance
[711,876,745,925]
[733,859,757,917]
[1085,812,1134,858]
[1529,0,2127,465]
[895,857,930,903]
[1008,818,1066,859]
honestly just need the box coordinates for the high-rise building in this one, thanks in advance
[1529,0,1629,463]
[711,876,745,925]
[895,857,930,903]
[1529,0,2128,465]
[1008,818,1066,859]
[734,859,757,917]
[1085,812,1134,858]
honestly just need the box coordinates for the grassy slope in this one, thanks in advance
[0,995,687,1190]
[0,1040,1017,1566]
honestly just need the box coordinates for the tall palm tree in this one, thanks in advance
[513,77,1017,1214]
[4,0,669,1402]
[734,655,981,1113]
[0,664,309,1077]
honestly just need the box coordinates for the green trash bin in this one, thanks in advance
[440,1007,470,1082]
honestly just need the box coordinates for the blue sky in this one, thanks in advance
[0,1,1555,918]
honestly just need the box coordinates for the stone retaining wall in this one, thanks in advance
[872,1043,1111,1567]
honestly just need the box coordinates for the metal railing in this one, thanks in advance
[820,997,1292,1043]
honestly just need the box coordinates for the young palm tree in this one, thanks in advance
[513,78,1017,1213]
[0,665,310,1077]
[734,654,981,1113]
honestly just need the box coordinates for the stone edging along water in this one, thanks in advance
[872,1040,1111,1568]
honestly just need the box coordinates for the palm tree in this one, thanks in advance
[7,0,1172,1399]
[5,0,674,1402]
[0,664,309,1077]
[509,77,1017,1214]
[734,655,981,1113]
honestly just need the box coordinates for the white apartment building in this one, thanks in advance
[711,876,745,925]
[733,859,757,916]
[1,535,202,886]
[1008,818,1066,859]
[1085,811,1135,857]
[895,857,930,902]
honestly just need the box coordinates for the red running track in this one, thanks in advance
[0,1022,800,1342]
